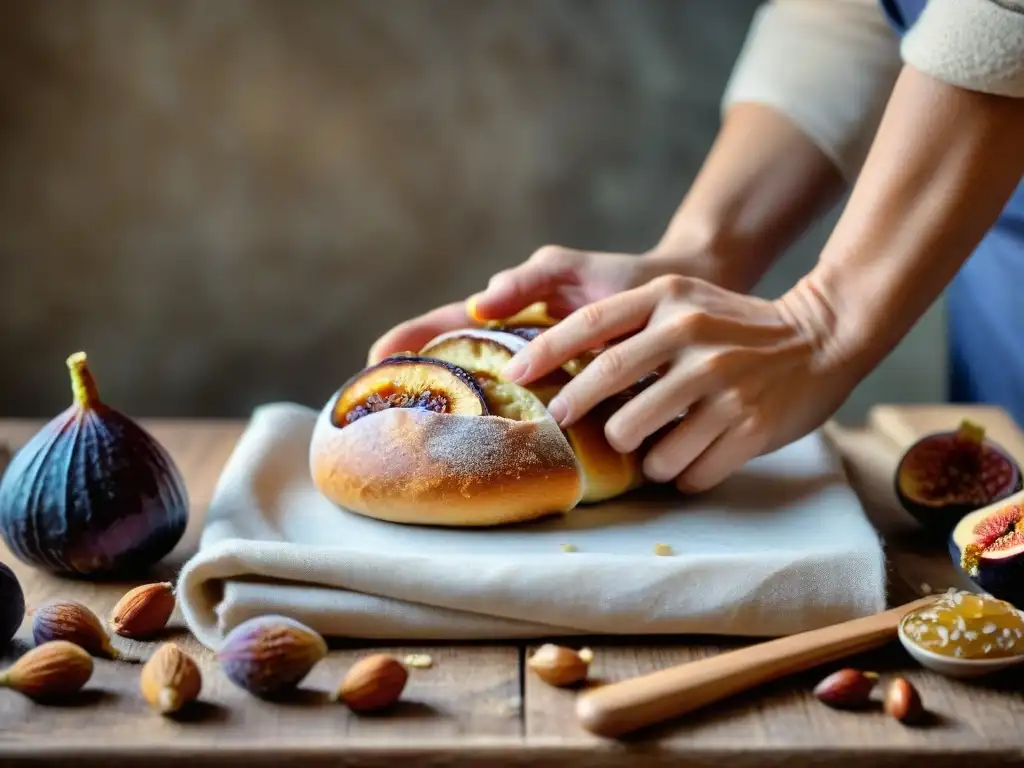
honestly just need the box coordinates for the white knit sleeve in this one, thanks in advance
[722,0,903,181]
[901,0,1024,98]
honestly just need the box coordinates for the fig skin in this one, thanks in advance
[0,353,189,577]
[894,425,1022,534]
[948,499,1024,608]
[0,562,25,647]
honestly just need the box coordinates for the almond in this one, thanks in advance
[527,644,591,687]
[812,668,876,709]
[884,677,925,724]
[140,642,202,715]
[111,582,176,639]
[0,640,93,700]
[336,653,408,712]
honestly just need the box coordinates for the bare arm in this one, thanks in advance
[649,103,846,293]
[799,64,1024,380]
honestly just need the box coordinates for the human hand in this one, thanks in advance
[499,274,861,492]
[366,244,709,365]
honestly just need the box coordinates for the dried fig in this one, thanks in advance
[217,615,327,697]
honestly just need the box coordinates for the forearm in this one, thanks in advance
[802,65,1024,378]
[647,103,846,292]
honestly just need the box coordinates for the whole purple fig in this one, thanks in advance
[0,561,25,647]
[0,352,189,576]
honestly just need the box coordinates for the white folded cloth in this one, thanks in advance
[176,402,887,650]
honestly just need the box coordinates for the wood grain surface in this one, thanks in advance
[1,409,1024,766]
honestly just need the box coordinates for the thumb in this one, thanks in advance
[469,251,578,321]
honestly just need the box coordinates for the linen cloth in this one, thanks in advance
[176,402,887,650]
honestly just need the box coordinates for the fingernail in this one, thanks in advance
[502,356,529,382]
[466,293,485,322]
[547,396,567,425]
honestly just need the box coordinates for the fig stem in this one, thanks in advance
[66,352,101,409]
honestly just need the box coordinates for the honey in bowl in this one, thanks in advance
[900,588,1024,659]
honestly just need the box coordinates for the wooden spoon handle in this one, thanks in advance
[575,596,935,738]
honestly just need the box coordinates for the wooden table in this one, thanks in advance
[2,405,1024,767]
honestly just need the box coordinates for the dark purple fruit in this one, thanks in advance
[0,352,189,577]
[0,562,25,647]
[895,420,1021,533]
[949,497,1024,607]
[329,356,489,428]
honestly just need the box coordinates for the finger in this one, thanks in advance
[674,416,766,493]
[544,329,676,429]
[502,281,662,385]
[367,301,471,365]
[640,398,739,484]
[469,251,578,321]
[602,364,715,453]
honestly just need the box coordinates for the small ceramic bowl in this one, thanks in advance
[897,618,1024,678]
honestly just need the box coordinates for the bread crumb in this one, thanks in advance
[921,583,932,594]
[560,544,577,553]
[403,653,433,669]
[653,543,673,556]
[578,647,594,663]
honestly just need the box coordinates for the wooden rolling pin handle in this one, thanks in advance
[575,596,935,739]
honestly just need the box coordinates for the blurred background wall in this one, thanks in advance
[0,0,945,421]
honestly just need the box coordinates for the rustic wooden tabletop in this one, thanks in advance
[1,406,1023,767]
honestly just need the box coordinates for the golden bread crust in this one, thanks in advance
[309,403,583,526]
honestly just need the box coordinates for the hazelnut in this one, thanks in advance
[884,677,925,724]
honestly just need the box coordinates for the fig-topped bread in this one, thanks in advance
[309,305,646,526]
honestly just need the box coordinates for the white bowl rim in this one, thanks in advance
[897,617,1024,667]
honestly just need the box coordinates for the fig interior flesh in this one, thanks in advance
[896,420,1021,512]
[330,356,488,428]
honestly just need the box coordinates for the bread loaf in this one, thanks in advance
[309,306,645,526]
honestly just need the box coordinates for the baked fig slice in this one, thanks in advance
[419,329,561,420]
[950,496,1024,607]
[895,419,1022,533]
[330,356,488,428]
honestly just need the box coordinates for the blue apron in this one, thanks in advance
[881,0,1024,427]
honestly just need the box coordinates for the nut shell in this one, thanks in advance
[140,642,201,714]
[337,654,408,712]
[527,644,591,687]
[0,640,93,700]
[32,599,119,659]
[111,582,176,639]
[217,615,327,697]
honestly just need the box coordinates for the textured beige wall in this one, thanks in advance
[0,1,945,421]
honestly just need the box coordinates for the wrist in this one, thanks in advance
[641,212,765,293]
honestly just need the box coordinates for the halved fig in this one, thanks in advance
[950,496,1024,607]
[419,329,562,420]
[895,419,1022,533]
[330,356,488,428]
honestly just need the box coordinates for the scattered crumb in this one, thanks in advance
[578,647,594,663]
[653,543,673,556]
[403,653,433,669]
[560,544,577,553]
[921,583,932,594]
